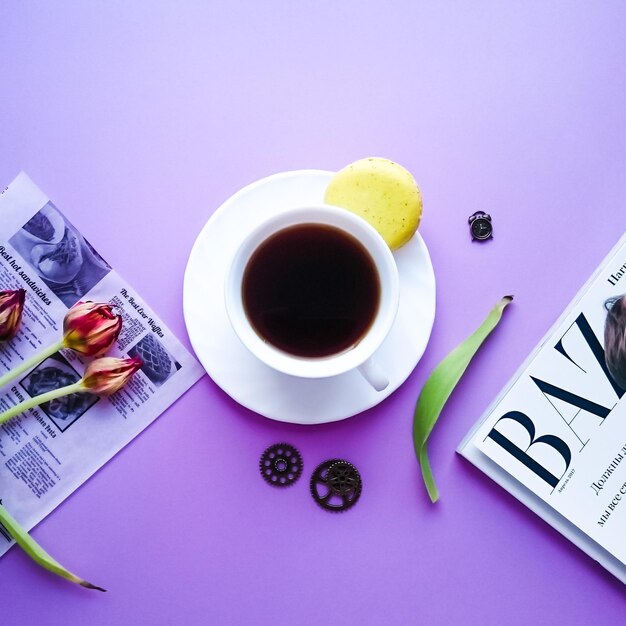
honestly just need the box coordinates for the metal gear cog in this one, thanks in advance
[259,443,303,487]
[310,459,362,512]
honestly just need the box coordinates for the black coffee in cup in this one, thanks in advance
[242,224,380,358]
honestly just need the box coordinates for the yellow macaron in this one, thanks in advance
[324,157,422,250]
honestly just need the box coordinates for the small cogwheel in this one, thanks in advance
[310,459,362,512]
[259,443,303,488]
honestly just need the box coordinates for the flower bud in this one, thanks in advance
[81,356,143,396]
[0,289,26,341]
[63,302,122,356]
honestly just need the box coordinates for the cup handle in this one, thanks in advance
[358,358,389,391]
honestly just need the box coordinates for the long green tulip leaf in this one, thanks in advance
[413,295,514,503]
[0,501,105,591]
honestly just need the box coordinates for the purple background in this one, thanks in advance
[1,2,626,624]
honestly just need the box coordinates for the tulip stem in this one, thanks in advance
[0,381,86,427]
[0,340,65,392]
[0,500,105,591]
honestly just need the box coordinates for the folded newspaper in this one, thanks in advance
[0,173,204,556]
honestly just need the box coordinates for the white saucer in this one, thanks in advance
[183,170,436,424]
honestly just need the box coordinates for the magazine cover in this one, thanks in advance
[459,233,626,583]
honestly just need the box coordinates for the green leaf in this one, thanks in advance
[413,295,514,503]
[0,501,105,591]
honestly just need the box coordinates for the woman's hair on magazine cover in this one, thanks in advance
[605,295,626,390]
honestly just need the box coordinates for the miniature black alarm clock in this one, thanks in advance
[468,211,493,241]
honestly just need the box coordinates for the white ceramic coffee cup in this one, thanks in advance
[224,205,399,391]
